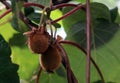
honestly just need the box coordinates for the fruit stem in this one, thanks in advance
[54,28,57,39]
[38,7,48,28]
[47,20,54,41]
[36,66,42,83]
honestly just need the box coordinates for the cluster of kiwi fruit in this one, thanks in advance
[24,25,62,73]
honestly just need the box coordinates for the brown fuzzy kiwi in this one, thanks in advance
[40,45,62,73]
[23,27,50,54]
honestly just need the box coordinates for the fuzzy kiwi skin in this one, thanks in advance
[40,45,62,73]
[28,32,49,54]
[24,28,50,54]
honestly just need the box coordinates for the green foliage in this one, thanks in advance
[38,70,67,83]
[11,0,29,32]
[0,35,19,83]
[62,6,86,31]
[24,7,61,28]
[62,2,120,83]
[28,0,50,6]
[110,7,118,22]
[24,7,35,16]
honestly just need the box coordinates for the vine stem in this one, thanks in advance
[57,44,72,83]
[59,40,105,83]
[51,4,85,24]
[86,0,91,82]
[0,0,11,9]
[57,43,78,83]
[0,2,45,19]
[24,2,45,9]
[52,3,78,10]
[0,9,11,19]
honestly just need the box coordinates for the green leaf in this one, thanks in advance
[38,70,67,83]
[62,6,86,31]
[9,33,27,48]
[0,12,38,82]
[92,0,116,9]
[11,0,24,13]
[27,12,43,24]
[11,46,39,80]
[90,2,111,21]
[11,16,29,32]
[61,44,86,83]
[62,2,111,32]
[50,9,63,25]
[27,12,61,28]
[24,7,35,16]
[55,65,66,77]
[67,19,119,48]
[28,0,50,6]
[62,2,120,83]
[11,0,29,32]
[53,23,61,28]
[0,34,19,83]
[73,0,86,3]
[110,7,118,22]
[0,35,11,57]
[8,33,39,80]
[62,27,120,82]
[115,13,120,24]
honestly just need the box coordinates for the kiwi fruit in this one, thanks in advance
[40,45,62,73]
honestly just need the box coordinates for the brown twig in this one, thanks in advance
[24,2,45,9]
[51,4,85,24]
[0,0,11,9]
[0,9,11,19]
[52,3,78,10]
[86,0,91,82]
[0,2,45,19]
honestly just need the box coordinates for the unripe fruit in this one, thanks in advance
[40,45,62,73]
[24,27,50,54]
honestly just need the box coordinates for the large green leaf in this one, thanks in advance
[0,34,19,83]
[61,2,120,83]
[61,27,120,82]
[62,2,111,32]
[67,19,119,48]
